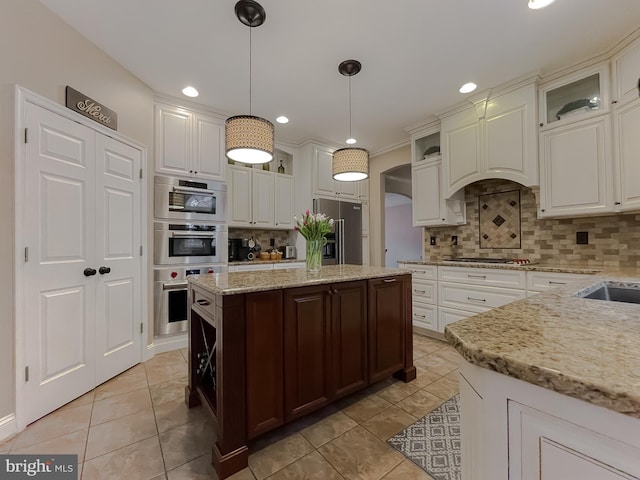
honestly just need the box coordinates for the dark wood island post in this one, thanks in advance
[186,268,415,480]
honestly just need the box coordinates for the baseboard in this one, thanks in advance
[145,333,188,360]
[413,325,445,341]
[0,413,17,443]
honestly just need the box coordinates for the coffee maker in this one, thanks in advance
[228,238,252,261]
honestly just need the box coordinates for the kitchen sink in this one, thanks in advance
[575,281,640,304]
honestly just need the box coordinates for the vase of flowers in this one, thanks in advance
[294,210,334,273]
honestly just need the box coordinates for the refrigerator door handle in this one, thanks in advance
[337,218,345,264]
[312,198,318,214]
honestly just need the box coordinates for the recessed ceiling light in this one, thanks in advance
[528,0,556,9]
[459,82,477,94]
[182,86,199,97]
[346,138,357,145]
[276,116,289,124]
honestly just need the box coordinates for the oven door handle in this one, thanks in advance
[173,185,216,196]
[170,231,216,238]
[162,281,189,291]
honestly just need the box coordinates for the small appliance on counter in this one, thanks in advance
[284,245,297,259]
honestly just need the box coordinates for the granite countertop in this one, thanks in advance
[398,259,603,275]
[229,258,302,266]
[189,264,408,296]
[444,273,640,418]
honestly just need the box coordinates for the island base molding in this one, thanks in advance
[459,361,640,480]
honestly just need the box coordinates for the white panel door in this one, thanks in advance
[412,162,443,226]
[313,146,336,197]
[23,103,97,423]
[613,100,640,211]
[228,165,252,226]
[94,135,141,385]
[155,103,191,176]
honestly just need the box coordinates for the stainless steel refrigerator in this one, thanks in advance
[313,198,363,265]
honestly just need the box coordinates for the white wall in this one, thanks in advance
[369,145,411,266]
[384,199,422,267]
[0,0,154,422]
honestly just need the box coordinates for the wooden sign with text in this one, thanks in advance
[65,86,117,130]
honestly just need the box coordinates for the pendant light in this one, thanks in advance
[225,0,274,164]
[333,59,369,182]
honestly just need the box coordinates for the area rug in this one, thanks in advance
[387,395,461,480]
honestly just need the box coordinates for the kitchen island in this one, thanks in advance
[445,273,640,479]
[186,265,415,479]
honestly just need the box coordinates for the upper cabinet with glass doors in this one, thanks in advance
[539,63,610,130]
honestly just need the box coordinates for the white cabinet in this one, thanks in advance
[438,266,526,327]
[538,115,614,218]
[412,160,465,226]
[312,144,358,200]
[228,165,253,225]
[361,201,369,235]
[399,263,439,332]
[440,82,538,197]
[509,401,640,480]
[613,98,640,211]
[458,360,640,480]
[252,169,276,228]
[155,102,225,181]
[274,174,295,228]
[229,165,293,229]
[362,235,370,266]
[611,36,640,107]
[357,180,369,201]
[526,271,592,294]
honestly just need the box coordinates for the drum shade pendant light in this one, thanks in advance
[225,0,274,164]
[333,60,369,181]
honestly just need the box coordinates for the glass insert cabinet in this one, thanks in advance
[539,63,610,129]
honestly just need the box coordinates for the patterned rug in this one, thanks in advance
[387,395,461,480]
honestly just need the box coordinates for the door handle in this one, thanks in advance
[83,268,97,277]
[99,266,111,275]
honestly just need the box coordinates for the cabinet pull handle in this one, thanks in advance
[196,299,211,306]
[414,314,426,319]
[467,274,486,279]
[384,278,397,283]
[548,281,566,285]
[467,296,486,302]
[637,77,640,97]
[414,289,426,294]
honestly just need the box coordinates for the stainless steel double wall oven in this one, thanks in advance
[154,175,228,338]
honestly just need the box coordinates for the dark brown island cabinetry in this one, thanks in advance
[186,269,414,479]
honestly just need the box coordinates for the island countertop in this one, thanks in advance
[444,274,640,418]
[188,264,409,295]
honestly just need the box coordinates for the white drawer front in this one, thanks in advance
[402,264,437,281]
[234,263,274,271]
[439,283,526,313]
[438,306,473,331]
[439,266,526,289]
[412,302,438,331]
[412,280,437,305]
[526,272,593,293]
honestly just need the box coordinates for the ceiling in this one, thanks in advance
[40,0,640,154]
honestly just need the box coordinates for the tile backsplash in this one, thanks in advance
[423,179,640,268]
[229,228,297,250]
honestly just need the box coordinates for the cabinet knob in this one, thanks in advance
[541,209,545,212]
[615,201,621,205]
[194,171,198,175]
[612,100,618,104]
[539,123,544,127]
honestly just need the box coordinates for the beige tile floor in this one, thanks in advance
[0,334,460,480]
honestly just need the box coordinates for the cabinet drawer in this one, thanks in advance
[438,306,473,332]
[527,272,593,293]
[439,266,526,289]
[191,286,216,322]
[273,262,305,270]
[234,263,274,271]
[403,264,437,281]
[412,280,437,305]
[412,302,438,331]
[439,283,526,313]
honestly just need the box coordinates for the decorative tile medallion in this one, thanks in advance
[478,190,521,249]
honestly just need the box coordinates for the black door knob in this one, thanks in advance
[99,266,111,275]
[83,268,97,277]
